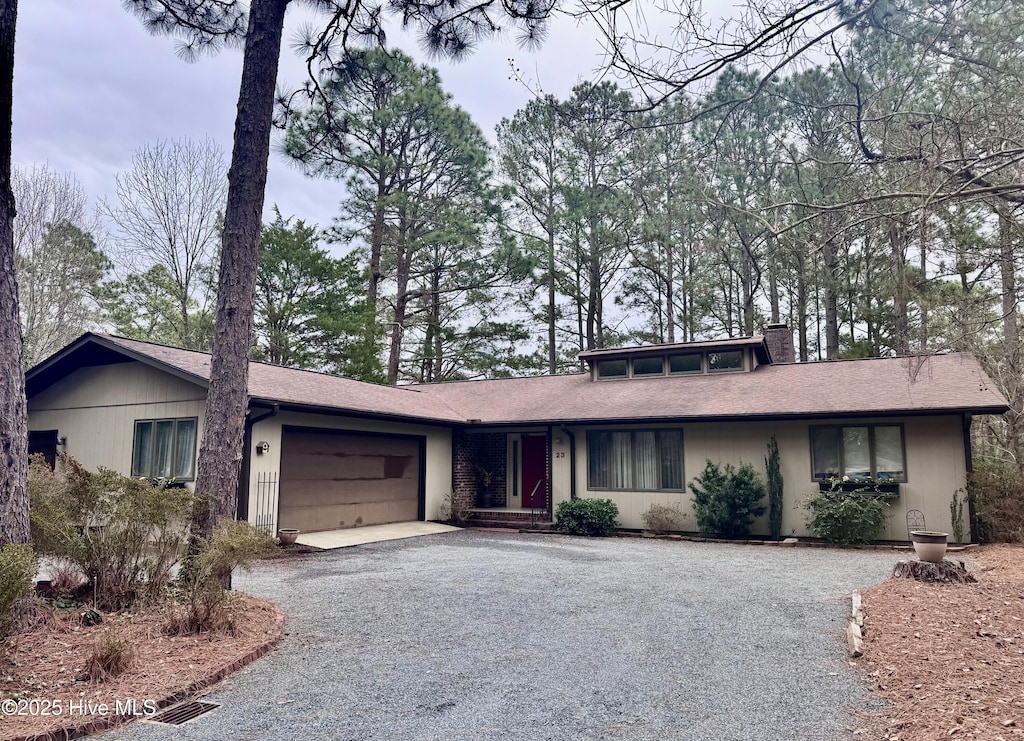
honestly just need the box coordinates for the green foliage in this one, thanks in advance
[168,520,275,635]
[29,454,194,610]
[16,219,114,367]
[640,503,688,535]
[950,490,967,544]
[555,498,619,537]
[254,208,376,377]
[765,437,784,540]
[969,457,1024,543]
[285,48,528,384]
[688,460,767,538]
[803,480,891,545]
[108,263,217,351]
[0,544,36,637]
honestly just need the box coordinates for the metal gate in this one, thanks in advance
[252,471,279,534]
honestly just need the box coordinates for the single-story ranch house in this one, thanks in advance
[25,326,1009,542]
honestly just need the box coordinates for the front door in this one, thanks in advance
[521,435,548,509]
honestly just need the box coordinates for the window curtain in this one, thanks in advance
[873,426,905,480]
[842,427,871,479]
[610,432,632,489]
[811,427,840,479]
[588,432,610,488]
[174,419,198,479]
[154,420,175,478]
[132,421,153,477]
[634,431,658,489]
[659,430,683,489]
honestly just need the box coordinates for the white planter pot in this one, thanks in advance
[278,528,300,546]
[910,530,948,563]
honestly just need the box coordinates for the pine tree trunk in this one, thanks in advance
[998,209,1023,465]
[547,221,556,374]
[822,239,840,359]
[193,0,288,537]
[0,0,29,546]
[890,220,910,356]
[386,215,411,385]
[796,250,809,361]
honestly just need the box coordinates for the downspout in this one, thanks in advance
[236,403,280,521]
[963,413,979,543]
[560,424,577,500]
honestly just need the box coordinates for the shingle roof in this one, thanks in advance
[97,335,467,424]
[411,352,1009,423]
[37,335,1009,424]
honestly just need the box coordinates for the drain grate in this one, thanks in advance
[150,700,220,726]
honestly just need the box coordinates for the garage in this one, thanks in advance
[278,427,424,533]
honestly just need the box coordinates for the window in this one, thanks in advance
[597,359,628,379]
[132,417,198,480]
[810,424,906,482]
[708,350,743,371]
[668,353,702,374]
[587,429,684,491]
[632,356,664,376]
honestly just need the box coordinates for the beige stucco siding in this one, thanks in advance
[565,415,967,539]
[247,411,452,533]
[27,362,207,483]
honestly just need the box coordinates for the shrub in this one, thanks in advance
[803,480,891,545]
[82,630,136,682]
[640,503,688,535]
[950,490,967,544]
[438,490,472,524]
[29,454,195,610]
[688,460,767,538]
[48,558,87,596]
[765,437,784,540]
[168,520,276,635]
[555,498,619,537]
[0,544,37,637]
[969,457,1024,543]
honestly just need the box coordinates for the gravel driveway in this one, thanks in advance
[108,530,894,741]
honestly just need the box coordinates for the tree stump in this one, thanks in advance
[892,559,977,584]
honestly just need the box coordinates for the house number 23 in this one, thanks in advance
[554,452,566,458]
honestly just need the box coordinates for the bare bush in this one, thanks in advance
[0,544,36,636]
[29,454,194,610]
[640,503,688,535]
[81,630,136,682]
[167,521,275,635]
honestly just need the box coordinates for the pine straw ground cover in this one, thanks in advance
[0,593,282,740]
[856,545,1024,740]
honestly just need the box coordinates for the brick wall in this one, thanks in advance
[452,430,508,509]
[764,323,795,363]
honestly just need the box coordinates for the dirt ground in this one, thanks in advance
[0,593,281,741]
[856,544,1024,740]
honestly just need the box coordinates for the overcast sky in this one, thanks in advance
[13,0,615,232]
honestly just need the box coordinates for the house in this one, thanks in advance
[26,326,1009,541]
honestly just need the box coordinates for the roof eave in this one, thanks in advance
[26,332,210,398]
[455,405,1011,428]
[246,397,462,427]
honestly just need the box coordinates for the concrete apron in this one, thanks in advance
[295,521,460,550]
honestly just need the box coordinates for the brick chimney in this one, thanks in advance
[764,323,795,364]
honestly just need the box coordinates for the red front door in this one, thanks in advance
[522,435,548,508]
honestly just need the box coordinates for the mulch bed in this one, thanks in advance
[855,544,1024,739]
[1,593,282,741]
